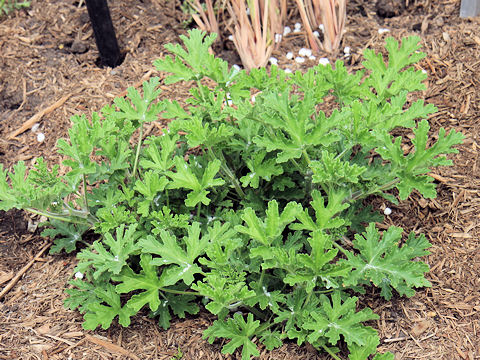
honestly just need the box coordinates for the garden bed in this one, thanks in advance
[0,0,479,359]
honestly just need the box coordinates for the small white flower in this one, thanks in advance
[384,207,392,216]
[36,132,45,143]
[207,216,216,223]
[313,30,320,38]
[284,68,292,74]
[309,55,316,61]
[422,69,427,74]
[232,64,241,72]
[31,123,40,133]
[295,57,305,64]
[74,272,84,280]
[318,57,330,66]
[378,28,390,34]
[283,26,291,36]
[251,95,256,103]
[269,57,278,66]
[343,46,351,55]
[299,48,312,57]
[294,22,302,32]
[228,34,234,41]
[275,33,282,43]
[286,51,294,60]
[319,24,325,32]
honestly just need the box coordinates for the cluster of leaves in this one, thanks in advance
[0,30,463,359]
[0,0,29,16]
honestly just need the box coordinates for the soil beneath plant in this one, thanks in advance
[0,0,479,359]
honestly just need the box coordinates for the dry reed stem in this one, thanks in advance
[188,0,220,36]
[227,0,286,69]
[299,0,346,53]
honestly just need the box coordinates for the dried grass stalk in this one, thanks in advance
[227,0,286,69]
[187,0,220,36]
[297,0,346,53]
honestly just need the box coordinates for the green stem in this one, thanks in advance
[313,288,334,294]
[344,177,401,204]
[255,320,276,333]
[242,305,268,321]
[25,208,96,226]
[208,148,246,199]
[132,123,144,179]
[290,158,305,175]
[334,146,350,161]
[302,149,312,167]
[196,202,202,221]
[332,240,349,257]
[82,174,89,213]
[321,344,342,360]
[160,287,201,296]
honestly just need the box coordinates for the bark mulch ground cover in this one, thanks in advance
[0,0,479,359]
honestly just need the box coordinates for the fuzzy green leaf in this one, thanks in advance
[138,222,207,285]
[291,189,350,232]
[203,313,260,360]
[303,292,379,346]
[236,200,301,246]
[341,223,431,299]
[76,224,140,279]
[114,254,180,312]
[166,156,225,207]
[83,283,136,330]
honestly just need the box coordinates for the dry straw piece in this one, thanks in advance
[185,0,220,37]
[185,0,345,69]
[296,0,346,53]
[226,0,287,69]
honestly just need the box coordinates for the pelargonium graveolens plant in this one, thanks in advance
[0,30,463,359]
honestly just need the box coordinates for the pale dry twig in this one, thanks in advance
[227,0,286,69]
[296,0,346,53]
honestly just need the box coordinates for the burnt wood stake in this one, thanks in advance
[85,0,122,67]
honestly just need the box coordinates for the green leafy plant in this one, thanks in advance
[0,0,29,15]
[0,30,463,359]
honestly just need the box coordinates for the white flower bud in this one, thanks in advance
[299,48,312,57]
[318,58,330,66]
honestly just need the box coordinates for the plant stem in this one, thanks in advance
[242,304,268,321]
[343,177,401,203]
[321,344,342,360]
[132,123,144,179]
[160,287,201,296]
[196,202,202,221]
[82,174,89,213]
[208,148,246,199]
[26,208,96,226]
[332,240,349,257]
[302,149,312,167]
